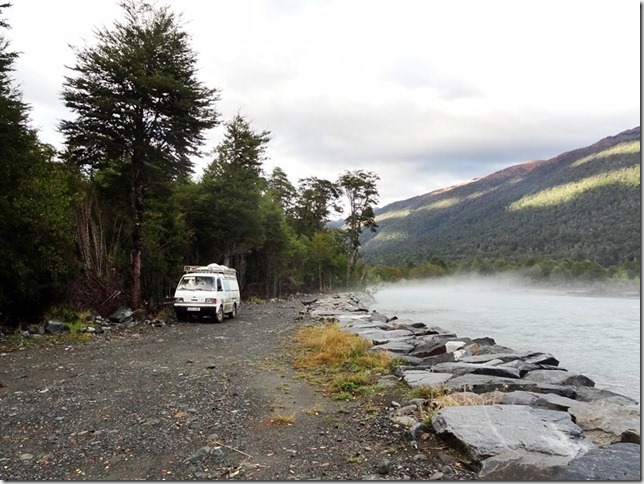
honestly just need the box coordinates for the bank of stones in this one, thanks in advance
[300,292,641,481]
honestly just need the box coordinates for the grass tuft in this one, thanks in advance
[291,323,391,399]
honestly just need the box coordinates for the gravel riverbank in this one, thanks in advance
[0,296,476,481]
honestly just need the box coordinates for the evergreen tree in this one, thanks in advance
[0,4,75,322]
[195,114,271,284]
[59,0,220,309]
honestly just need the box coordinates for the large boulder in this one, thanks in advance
[432,404,595,462]
[568,397,641,445]
[522,369,595,387]
[409,335,470,358]
[401,370,452,389]
[430,362,521,379]
[478,450,571,480]
[550,442,641,480]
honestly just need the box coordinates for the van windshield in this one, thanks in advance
[177,276,216,291]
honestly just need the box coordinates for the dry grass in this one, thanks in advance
[269,414,296,426]
[291,322,391,399]
[409,385,503,423]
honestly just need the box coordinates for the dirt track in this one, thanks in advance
[0,297,476,480]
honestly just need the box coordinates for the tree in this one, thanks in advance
[0,4,76,322]
[194,114,271,283]
[59,0,220,309]
[266,167,296,216]
[292,177,342,237]
[337,170,379,283]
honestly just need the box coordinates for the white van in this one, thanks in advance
[173,263,241,323]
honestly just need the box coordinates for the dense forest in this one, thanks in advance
[0,1,639,328]
[0,1,379,325]
[361,127,641,283]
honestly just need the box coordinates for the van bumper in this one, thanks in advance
[174,304,219,319]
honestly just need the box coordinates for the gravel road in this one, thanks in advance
[0,297,477,480]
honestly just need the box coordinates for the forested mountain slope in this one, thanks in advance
[361,127,640,267]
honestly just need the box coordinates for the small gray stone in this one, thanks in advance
[376,459,391,475]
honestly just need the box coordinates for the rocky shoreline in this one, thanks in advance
[302,292,641,480]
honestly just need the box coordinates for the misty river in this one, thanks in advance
[371,276,641,403]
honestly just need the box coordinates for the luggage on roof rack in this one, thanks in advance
[183,263,236,275]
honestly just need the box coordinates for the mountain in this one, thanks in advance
[361,127,641,268]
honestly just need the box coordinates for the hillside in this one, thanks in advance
[361,127,641,268]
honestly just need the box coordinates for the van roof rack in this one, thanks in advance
[183,263,236,275]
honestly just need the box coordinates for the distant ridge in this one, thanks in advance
[361,127,641,268]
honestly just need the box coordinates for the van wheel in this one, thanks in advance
[228,304,237,319]
[214,306,224,324]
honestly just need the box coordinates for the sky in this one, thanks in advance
[3,0,641,207]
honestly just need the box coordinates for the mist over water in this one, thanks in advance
[371,275,641,403]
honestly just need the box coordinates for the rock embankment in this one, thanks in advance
[301,292,641,481]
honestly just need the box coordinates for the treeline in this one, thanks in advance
[368,257,641,286]
[0,1,379,325]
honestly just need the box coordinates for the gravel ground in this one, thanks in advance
[0,297,477,481]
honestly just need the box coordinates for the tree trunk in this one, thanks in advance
[130,158,144,309]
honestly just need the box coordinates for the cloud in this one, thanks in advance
[3,0,640,209]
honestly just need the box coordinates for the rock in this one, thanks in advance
[444,340,467,352]
[568,397,641,445]
[493,390,580,411]
[391,415,418,427]
[431,404,595,462]
[369,340,415,354]
[475,344,516,355]
[45,320,68,334]
[478,450,570,480]
[376,459,391,475]
[401,370,452,389]
[444,374,577,398]
[394,404,418,416]
[429,471,444,480]
[349,328,414,343]
[109,307,133,324]
[522,369,594,387]
[409,335,466,358]
[409,422,431,440]
[550,442,641,480]
[369,311,390,323]
[433,391,494,407]
[416,352,456,368]
[376,375,400,388]
[472,336,496,347]
[573,386,638,404]
[430,362,521,379]
[301,296,318,305]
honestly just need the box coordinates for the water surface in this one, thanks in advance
[372,276,640,402]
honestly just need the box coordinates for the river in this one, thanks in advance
[371,275,641,403]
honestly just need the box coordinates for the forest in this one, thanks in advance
[0,1,379,325]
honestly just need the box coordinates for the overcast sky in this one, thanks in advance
[4,0,640,207]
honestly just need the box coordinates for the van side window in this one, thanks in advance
[217,278,223,291]
[223,279,231,291]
